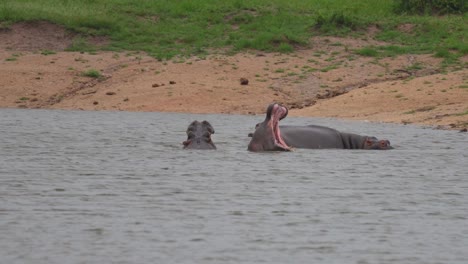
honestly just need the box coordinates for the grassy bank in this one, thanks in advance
[0,0,466,61]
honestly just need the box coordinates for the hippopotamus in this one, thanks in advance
[183,120,216,150]
[248,103,392,151]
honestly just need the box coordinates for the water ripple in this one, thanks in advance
[0,109,467,264]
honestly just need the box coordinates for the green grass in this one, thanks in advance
[355,47,379,57]
[406,62,424,71]
[82,69,102,78]
[355,44,427,58]
[404,105,437,114]
[454,110,468,116]
[393,0,467,15]
[67,37,96,52]
[5,53,21,61]
[320,64,339,72]
[0,0,466,60]
[41,50,56,55]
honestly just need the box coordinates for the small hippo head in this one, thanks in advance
[183,120,216,150]
[362,137,393,150]
[248,103,291,151]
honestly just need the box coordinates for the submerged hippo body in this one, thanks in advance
[248,103,392,151]
[280,125,391,149]
[183,120,216,150]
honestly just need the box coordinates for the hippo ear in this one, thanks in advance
[202,120,215,134]
[187,120,198,133]
[189,120,199,127]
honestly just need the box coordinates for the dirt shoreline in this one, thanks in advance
[1,22,467,130]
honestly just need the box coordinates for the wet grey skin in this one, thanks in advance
[183,120,216,150]
[248,103,393,151]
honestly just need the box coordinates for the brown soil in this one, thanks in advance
[1,22,467,130]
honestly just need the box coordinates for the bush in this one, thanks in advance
[393,0,467,15]
[315,12,362,32]
[82,69,102,78]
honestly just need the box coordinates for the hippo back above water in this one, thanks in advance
[183,120,216,150]
[279,125,392,150]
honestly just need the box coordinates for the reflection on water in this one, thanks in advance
[1,109,467,264]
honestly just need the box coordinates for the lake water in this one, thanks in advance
[1,109,467,264]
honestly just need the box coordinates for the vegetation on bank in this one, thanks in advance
[393,0,467,15]
[0,0,466,62]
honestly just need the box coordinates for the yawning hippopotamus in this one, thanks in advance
[183,120,216,150]
[248,103,392,151]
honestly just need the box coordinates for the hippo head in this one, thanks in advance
[183,120,216,150]
[362,137,393,150]
[248,103,292,151]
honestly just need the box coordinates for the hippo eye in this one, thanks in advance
[366,140,373,146]
[187,126,195,132]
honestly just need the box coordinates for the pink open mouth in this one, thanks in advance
[270,104,291,151]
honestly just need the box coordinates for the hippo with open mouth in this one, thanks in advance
[183,120,216,150]
[247,103,393,151]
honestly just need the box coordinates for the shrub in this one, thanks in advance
[315,12,362,32]
[355,47,379,57]
[393,0,467,15]
[82,69,102,78]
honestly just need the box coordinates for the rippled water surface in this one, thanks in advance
[1,109,467,264]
